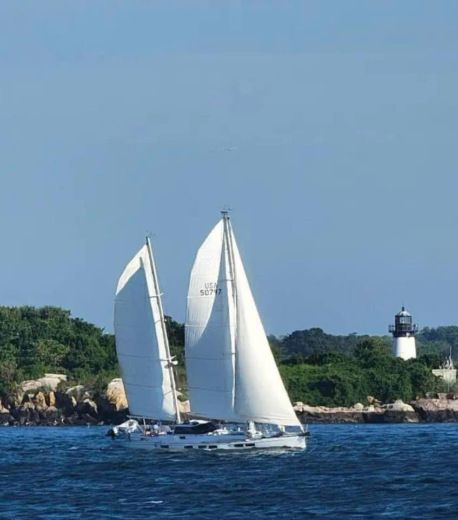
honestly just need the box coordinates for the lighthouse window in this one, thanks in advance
[399,317,410,324]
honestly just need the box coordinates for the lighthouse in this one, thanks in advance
[389,306,417,360]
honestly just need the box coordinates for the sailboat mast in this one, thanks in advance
[221,210,237,297]
[221,210,238,413]
[145,237,182,424]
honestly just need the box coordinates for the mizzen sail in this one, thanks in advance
[114,242,179,422]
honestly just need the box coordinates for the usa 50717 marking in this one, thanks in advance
[200,282,221,296]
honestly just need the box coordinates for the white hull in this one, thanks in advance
[119,433,306,451]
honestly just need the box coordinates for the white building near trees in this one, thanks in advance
[389,306,417,360]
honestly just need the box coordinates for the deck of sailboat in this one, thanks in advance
[126,432,307,451]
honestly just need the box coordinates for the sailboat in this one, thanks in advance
[111,216,306,450]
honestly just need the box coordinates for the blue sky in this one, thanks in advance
[1,1,458,336]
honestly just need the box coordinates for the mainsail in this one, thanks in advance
[185,214,301,427]
[114,239,180,422]
[184,221,238,421]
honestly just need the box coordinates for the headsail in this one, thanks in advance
[114,240,179,422]
[185,214,301,427]
[230,230,301,426]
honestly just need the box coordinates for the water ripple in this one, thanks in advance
[0,424,457,518]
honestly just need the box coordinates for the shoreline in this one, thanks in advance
[2,376,457,426]
[295,396,458,424]
[2,398,458,427]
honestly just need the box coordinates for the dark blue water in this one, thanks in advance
[0,424,457,519]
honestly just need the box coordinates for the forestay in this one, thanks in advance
[114,245,177,421]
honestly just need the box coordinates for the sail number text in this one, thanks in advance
[200,282,221,296]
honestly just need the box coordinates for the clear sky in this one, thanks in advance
[1,1,458,336]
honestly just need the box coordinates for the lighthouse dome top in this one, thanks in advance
[389,306,417,338]
[396,306,411,317]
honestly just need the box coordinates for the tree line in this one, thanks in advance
[0,306,455,405]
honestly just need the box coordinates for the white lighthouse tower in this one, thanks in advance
[389,306,417,360]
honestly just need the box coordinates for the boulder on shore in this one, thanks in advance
[20,374,67,394]
[76,398,98,417]
[0,399,9,415]
[55,392,77,415]
[105,379,128,411]
[383,399,415,413]
[412,397,458,422]
[34,391,48,410]
[65,385,87,402]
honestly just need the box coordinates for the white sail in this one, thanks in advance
[185,215,301,427]
[185,221,238,421]
[230,230,301,426]
[114,243,177,421]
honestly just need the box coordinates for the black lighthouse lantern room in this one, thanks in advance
[389,307,418,337]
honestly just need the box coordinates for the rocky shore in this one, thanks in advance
[294,394,458,424]
[0,376,126,426]
[0,374,188,427]
[1,374,457,426]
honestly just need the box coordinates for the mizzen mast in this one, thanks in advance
[145,236,181,424]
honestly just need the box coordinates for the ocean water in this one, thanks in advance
[0,424,457,519]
